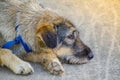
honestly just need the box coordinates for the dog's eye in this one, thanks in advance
[67,34,74,39]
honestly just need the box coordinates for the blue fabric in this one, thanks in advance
[2,11,32,54]
[2,35,32,53]
[15,25,19,31]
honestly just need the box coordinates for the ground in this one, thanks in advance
[0,0,120,80]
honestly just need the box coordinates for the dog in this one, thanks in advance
[0,0,94,75]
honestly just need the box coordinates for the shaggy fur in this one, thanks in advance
[0,0,93,75]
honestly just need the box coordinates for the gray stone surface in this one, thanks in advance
[0,0,120,80]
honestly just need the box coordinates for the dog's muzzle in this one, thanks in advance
[75,47,94,60]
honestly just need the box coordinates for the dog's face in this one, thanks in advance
[36,19,94,64]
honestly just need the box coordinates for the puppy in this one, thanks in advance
[0,0,94,75]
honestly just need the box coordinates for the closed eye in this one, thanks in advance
[67,30,79,39]
[67,34,74,39]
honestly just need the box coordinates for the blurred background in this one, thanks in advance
[0,0,120,80]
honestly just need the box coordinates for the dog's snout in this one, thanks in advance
[75,47,94,60]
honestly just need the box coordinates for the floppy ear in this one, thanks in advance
[54,23,69,44]
[36,23,69,48]
[40,30,57,48]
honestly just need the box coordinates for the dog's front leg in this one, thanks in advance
[0,48,34,75]
[23,48,64,75]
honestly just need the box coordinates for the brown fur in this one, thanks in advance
[23,48,63,74]
[0,48,34,74]
[0,0,93,75]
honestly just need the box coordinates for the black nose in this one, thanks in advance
[84,48,94,60]
[87,51,94,60]
[75,47,94,60]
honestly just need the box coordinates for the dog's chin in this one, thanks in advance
[60,55,89,64]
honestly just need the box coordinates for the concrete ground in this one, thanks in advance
[0,0,120,80]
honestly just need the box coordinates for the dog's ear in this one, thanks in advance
[36,25,57,48]
[54,23,69,44]
[40,30,57,48]
[36,23,69,48]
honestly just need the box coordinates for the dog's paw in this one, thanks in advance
[11,61,34,75]
[47,59,64,75]
[0,49,34,75]
[61,56,88,64]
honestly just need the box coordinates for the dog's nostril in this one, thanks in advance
[87,52,94,60]
[83,48,94,60]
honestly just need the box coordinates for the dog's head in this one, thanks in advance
[36,17,94,64]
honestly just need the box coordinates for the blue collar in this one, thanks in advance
[2,11,32,54]
[2,31,32,54]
